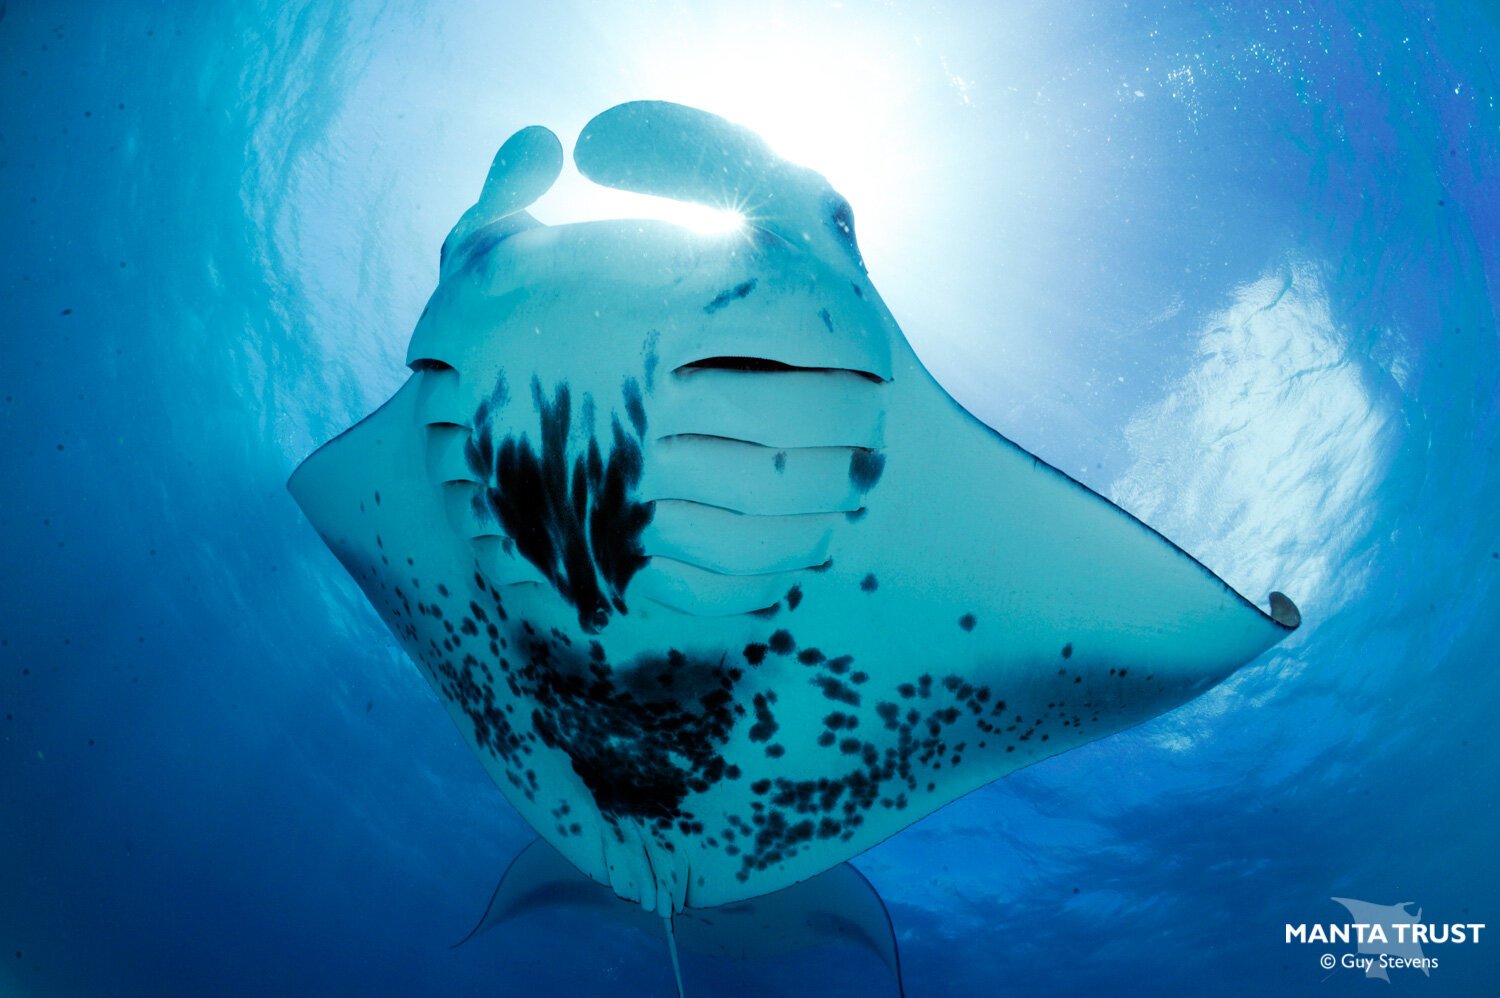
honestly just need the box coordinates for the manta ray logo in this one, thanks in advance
[1285,897,1487,981]
[1328,899,1432,981]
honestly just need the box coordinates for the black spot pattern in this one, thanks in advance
[748,693,779,743]
[347,486,1167,893]
[465,379,654,632]
[372,566,752,836]
[723,661,997,880]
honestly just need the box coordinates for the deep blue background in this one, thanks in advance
[2,1,1497,995]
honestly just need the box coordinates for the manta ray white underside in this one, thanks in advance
[289,100,1300,990]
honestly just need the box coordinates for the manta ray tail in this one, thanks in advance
[664,912,686,998]
[456,838,905,995]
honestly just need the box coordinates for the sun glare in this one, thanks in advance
[530,177,748,234]
[520,5,923,241]
[647,200,746,235]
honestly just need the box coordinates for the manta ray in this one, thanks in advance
[289,100,1300,994]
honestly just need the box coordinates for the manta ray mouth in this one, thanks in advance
[676,355,888,384]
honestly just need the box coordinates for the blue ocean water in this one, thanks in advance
[2,1,1496,995]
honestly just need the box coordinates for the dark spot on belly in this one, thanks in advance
[959,614,976,632]
[1062,642,1073,658]
[812,675,860,707]
[643,331,660,391]
[848,449,885,492]
[860,574,878,592]
[748,693,779,742]
[703,278,757,313]
[621,377,647,438]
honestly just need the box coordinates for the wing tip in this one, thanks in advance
[1268,590,1301,630]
